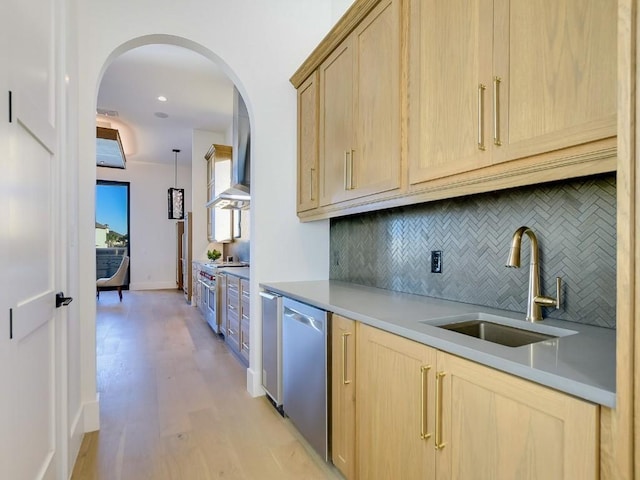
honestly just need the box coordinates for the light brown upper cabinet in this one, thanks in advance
[297,72,320,213]
[408,0,617,186]
[318,0,401,206]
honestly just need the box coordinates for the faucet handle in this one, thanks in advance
[534,277,562,310]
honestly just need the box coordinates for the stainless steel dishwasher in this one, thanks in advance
[260,290,283,410]
[282,297,329,461]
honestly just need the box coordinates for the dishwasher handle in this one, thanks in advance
[259,291,280,300]
[284,306,323,333]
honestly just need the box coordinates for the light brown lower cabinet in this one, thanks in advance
[331,315,356,479]
[356,323,599,480]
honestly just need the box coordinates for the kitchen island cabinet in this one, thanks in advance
[331,315,356,480]
[239,278,251,364]
[225,275,241,359]
[357,323,598,479]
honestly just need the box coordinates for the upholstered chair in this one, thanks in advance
[96,255,130,301]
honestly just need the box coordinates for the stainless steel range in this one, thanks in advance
[199,262,248,334]
[197,269,216,331]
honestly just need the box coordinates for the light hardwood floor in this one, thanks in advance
[72,290,340,480]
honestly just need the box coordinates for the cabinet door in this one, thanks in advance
[352,0,401,197]
[239,279,251,363]
[297,72,319,212]
[492,0,616,164]
[226,276,241,353]
[357,324,436,479]
[319,40,354,206]
[436,352,598,480]
[408,0,493,185]
[331,315,356,480]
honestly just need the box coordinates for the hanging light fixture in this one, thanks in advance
[167,149,185,219]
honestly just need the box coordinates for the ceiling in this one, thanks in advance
[96,44,235,167]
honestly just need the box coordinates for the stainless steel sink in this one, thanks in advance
[420,313,576,348]
[437,319,557,347]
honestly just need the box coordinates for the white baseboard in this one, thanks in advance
[68,407,85,478]
[246,367,265,397]
[130,281,178,291]
[82,394,100,432]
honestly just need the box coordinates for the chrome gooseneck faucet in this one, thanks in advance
[506,226,561,322]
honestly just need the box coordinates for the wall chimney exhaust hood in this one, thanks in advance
[209,87,250,210]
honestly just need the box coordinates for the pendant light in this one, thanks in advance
[167,149,185,219]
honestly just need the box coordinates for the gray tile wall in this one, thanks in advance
[330,174,616,329]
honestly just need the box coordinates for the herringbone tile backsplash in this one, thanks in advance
[330,174,616,329]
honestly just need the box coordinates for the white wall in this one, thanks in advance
[97,162,193,290]
[332,0,356,20]
[74,0,334,428]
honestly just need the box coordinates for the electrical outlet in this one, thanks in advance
[431,250,442,273]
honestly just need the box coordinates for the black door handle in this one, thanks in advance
[56,292,73,308]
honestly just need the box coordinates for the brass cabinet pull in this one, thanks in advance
[343,150,355,190]
[420,365,432,440]
[477,84,486,151]
[349,149,355,190]
[310,167,315,200]
[342,332,351,384]
[493,76,502,146]
[435,371,446,450]
[344,151,350,190]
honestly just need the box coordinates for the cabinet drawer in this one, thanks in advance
[240,319,250,363]
[226,311,240,352]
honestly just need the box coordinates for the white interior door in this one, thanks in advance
[2,0,62,479]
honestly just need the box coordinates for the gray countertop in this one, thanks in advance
[220,267,250,280]
[260,280,616,407]
[196,262,250,281]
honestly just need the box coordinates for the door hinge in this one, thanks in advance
[9,308,13,339]
[8,91,12,123]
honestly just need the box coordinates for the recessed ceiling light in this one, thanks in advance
[157,96,167,102]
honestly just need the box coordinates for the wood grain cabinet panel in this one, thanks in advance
[357,323,436,479]
[331,315,357,480]
[319,40,354,206]
[408,0,617,187]
[297,72,320,213]
[318,0,401,207]
[437,351,598,480]
[356,324,598,479]
[492,0,617,165]
[408,0,493,184]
